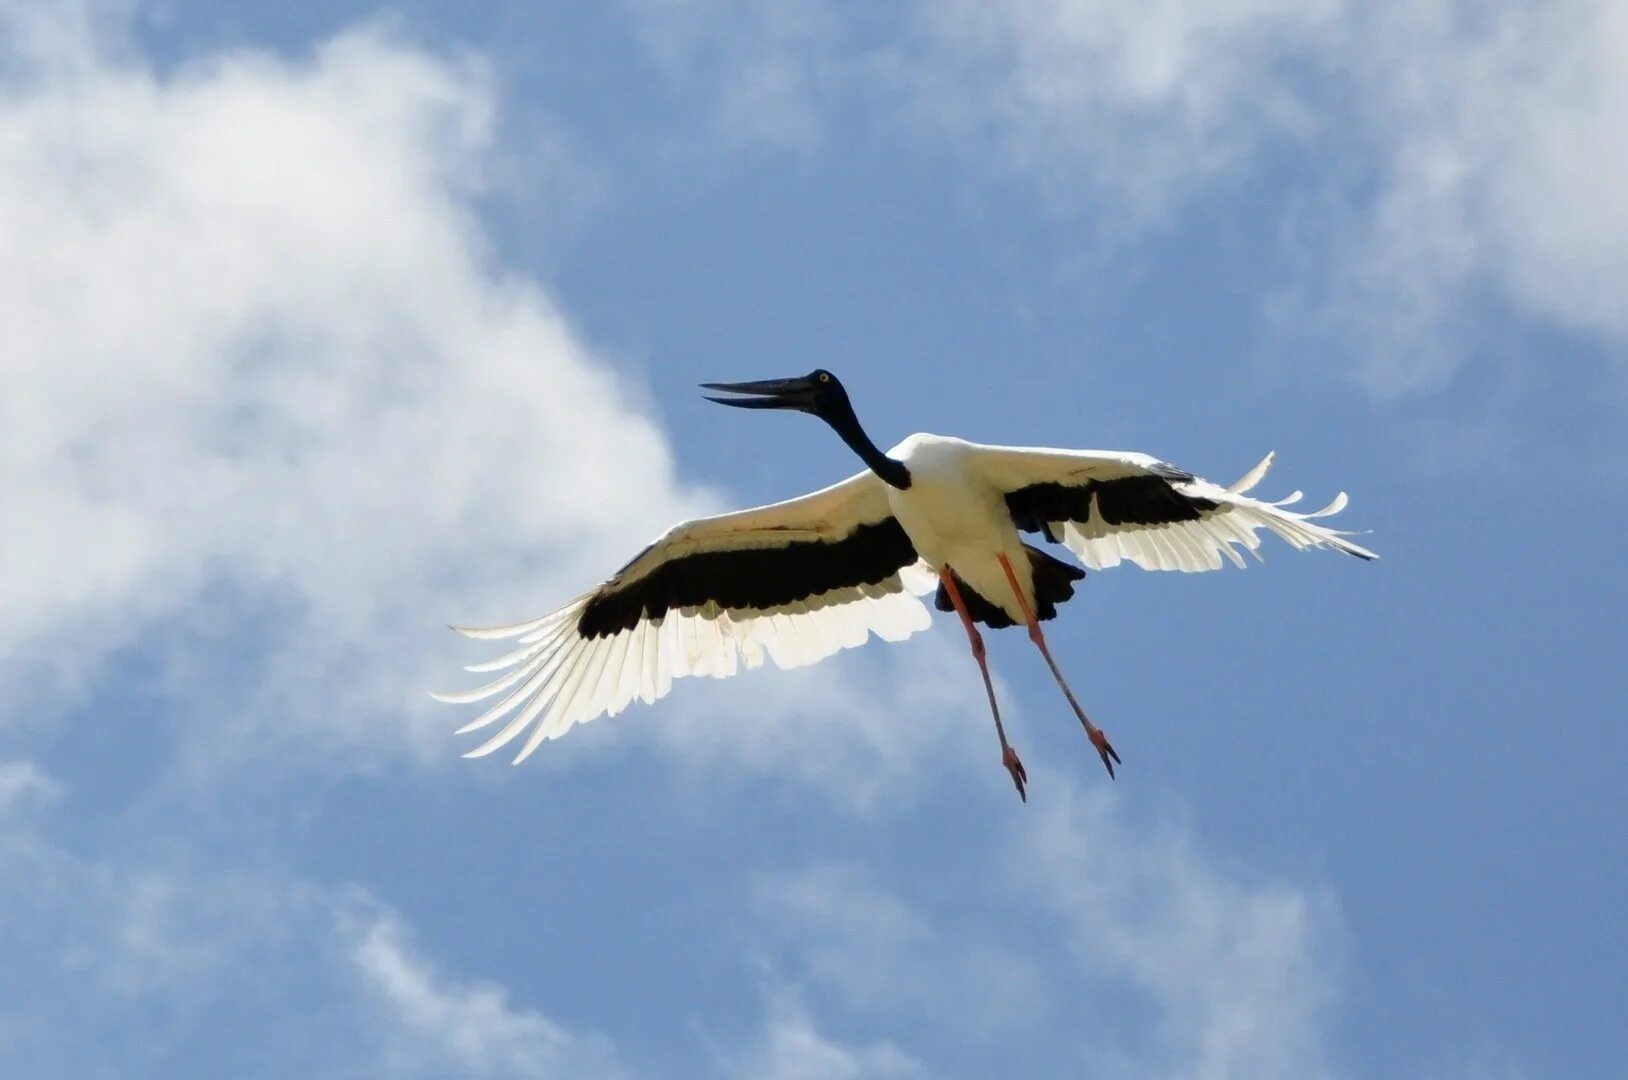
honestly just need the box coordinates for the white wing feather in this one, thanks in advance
[971,444,1377,573]
[436,470,935,762]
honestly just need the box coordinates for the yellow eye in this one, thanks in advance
[819,372,830,383]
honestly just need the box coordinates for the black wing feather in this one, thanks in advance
[1005,470,1217,536]
[578,519,918,639]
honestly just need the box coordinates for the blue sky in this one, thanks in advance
[3,1,1624,1077]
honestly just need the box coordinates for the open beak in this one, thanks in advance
[699,375,821,412]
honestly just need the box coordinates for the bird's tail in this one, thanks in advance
[934,544,1085,628]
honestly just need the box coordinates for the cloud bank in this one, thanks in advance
[628,0,1628,394]
[746,782,1341,1078]
[0,7,704,768]
[0,764,623,1077]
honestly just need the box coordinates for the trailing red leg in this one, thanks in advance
[939,568,1028,801]
[996,554,1121,779]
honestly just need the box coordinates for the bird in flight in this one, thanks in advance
[437,370,1374,800]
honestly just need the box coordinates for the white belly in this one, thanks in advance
[885,434,1032,617]
[888,473,1009,566]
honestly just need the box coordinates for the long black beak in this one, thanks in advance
[700,376,821,412]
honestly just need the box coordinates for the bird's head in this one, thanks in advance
[700,369,850,419]
[701,368,908,488]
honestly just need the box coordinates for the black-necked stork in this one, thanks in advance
[437,370,1375,800]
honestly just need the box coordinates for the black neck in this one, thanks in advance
[823,400,911,490]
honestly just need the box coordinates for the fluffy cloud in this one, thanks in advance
[349,912,625,1078]
[0,773,619,1077]
[925,0,1628,385]
[626,0,1628,391]
[1017,784,1340,1079]
[1320,1,1628,391]
[0,6,708,767]
[746,780,1342,1079]
[637,634,990,811]
[722,987,924,1080]
[912,0,1345,221]
[962,1,1628,401]
[0,5,1003,801]
[626,0,849,154]
[0,759,59,813]
[746,861,1046,1033]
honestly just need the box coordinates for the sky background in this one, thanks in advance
[3,1,1625,1077]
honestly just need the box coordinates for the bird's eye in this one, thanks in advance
[819,372,830,383]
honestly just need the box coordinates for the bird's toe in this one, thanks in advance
[1002,746,1028,802]
[1089,728,1120,779]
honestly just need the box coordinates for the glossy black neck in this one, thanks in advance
[821,400,911,490]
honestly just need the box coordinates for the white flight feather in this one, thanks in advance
[964,443,1376,574]
[438,470,936,761]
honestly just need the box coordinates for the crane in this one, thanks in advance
[436,370,1375,800]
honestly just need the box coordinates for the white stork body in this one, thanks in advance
[438,371,1374,797]
[886,434,1030,622]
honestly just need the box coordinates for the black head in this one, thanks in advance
[699,369,850,418]
[701,368,909,489]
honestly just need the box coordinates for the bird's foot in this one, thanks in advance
[1003,746,1028,803]
[1089,727,1121,780]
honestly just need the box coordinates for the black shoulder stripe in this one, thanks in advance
[1005,473,1218,535]
[578,518,918,639]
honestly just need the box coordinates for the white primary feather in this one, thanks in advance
[435,470,936,762]
[1228,451,1275,494]
[968,443,1377,574]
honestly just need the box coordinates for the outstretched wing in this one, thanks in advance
[435,471,934,762]
[976,445,1377,572]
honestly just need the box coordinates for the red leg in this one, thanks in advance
[939,568,1027,802]
[997,554,1120,779]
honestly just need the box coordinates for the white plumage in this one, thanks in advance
[967,441,1364,575]
[436,470,939,762]
[439,368,1373,798]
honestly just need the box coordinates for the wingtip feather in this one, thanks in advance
[1227,450,1275,494]
[1306,491,1349,518]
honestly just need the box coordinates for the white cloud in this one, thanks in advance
[0,4,999,804]
[1017,782,1340,1079]
[625,0,1350,221]
[625,0,1628,393]
[924,0,1628,386]
[0,760,60,814]
[746,782,1342,1079]
[924,0,1628,390]
[1319,0,1628,392]
[640,635,991,810]
[623,0,851,154]
[66,871,272,995]
[915,0,1628,386]
[0,800,302,1010]
[0,7,706,767]
[349,911,625,1079]
[911,0,1345,222]
[747,860,1045,1032]
[0,786,620,1078]
[723,986,924,1080]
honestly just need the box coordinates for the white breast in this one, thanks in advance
[885,434,1018,569]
